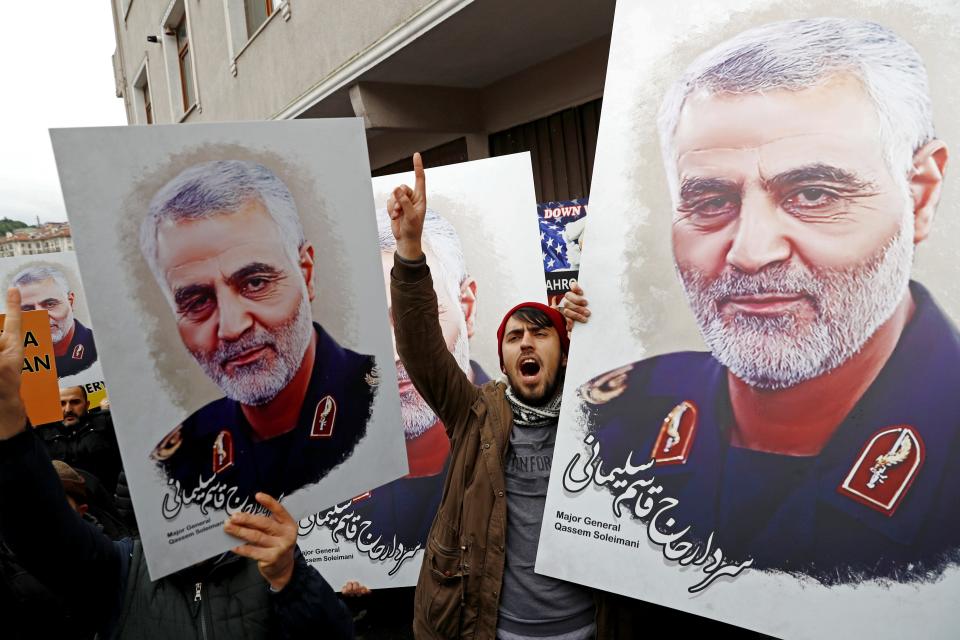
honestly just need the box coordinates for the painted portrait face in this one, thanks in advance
[670,75,918,389]
[19,277,76,345]
[381,246,472,438]
[156,198,315,406]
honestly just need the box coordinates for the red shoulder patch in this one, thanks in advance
[212,430,234,474]
[650,401,698,466]
[310,396,337,439]
[838,426,924,516]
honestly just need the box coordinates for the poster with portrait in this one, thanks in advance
[0,251,104,395]
[538,198,588,306]
[298,153,545,589]
[536,1,960,638]
[50,120,407,579]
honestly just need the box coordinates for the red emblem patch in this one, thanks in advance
[838,426,924,516]
[72,344,84,360]
[212,430,234,474]
[651,401,698,465]
[310,396,337,439]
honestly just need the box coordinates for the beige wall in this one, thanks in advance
[114,0,436,124]
[361,37,609,170]
[112,1,609,171]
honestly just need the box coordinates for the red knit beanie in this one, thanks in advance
[496,302,570,370]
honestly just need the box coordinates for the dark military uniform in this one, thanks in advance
[152,323,378,505]
[581,282,960,584]
[347,362,490,550]
[55,319,98,378]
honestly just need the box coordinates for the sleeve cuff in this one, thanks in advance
[392,251,430,283]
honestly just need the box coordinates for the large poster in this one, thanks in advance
[50,121,407,579]
[537,2,960,638]
[0,251,104,393]
[298,153,546,589]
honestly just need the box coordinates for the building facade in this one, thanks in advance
[0,224,74,258]
[110,0,613,201]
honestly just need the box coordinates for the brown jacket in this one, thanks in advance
[392,256,627,640]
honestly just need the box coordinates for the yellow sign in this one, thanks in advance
[82,380,109,410]
[0,310,61,426]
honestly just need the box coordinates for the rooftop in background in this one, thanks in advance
[0,222,73,257]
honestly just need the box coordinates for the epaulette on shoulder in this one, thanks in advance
[578,364,634,406]
[365,362,380,388]
[151,424,184,462]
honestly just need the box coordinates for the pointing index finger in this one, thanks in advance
[3,289,23,351]
[413,152,425,200]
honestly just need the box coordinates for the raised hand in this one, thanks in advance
[0,288,28,440]
[386,152,427,260]
[224,492,298,591]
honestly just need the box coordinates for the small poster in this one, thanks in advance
[0,251,104,393]
[538,198,588,306]
[298,153,545,589]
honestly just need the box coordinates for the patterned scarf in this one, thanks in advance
[505,383,564,428]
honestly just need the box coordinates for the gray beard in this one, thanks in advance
[677,214,914,390]
[398,329,471,439]
[191,295,314,406]
[50,314,73,345]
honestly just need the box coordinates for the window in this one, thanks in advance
[244,0,274,37]
[132,58,154,124]
[144,81,153,124]
[176,16,196,111]
[489,98,602,202]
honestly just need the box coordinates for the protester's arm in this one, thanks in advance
[225,492,353,639]
[0,289,124,631]
[389,154,481,439]
[271,550,355,639]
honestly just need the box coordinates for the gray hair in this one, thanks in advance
[657,17,935,197]
[11,265,71,298]
[376,207,469,306]
[139,160,305,287]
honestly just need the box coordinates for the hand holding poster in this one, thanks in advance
[537,2,960,638]
[0,309,60,426]
[50,120,407,579]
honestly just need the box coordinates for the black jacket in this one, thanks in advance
[36,409,122,494]
[0,428,354,640]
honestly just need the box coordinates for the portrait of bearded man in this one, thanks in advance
[580,16,960,585]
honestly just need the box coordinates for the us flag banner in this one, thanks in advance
[537,198,588,305]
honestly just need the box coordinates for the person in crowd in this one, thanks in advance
[35,385,122,494]
[386,153,623,640]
